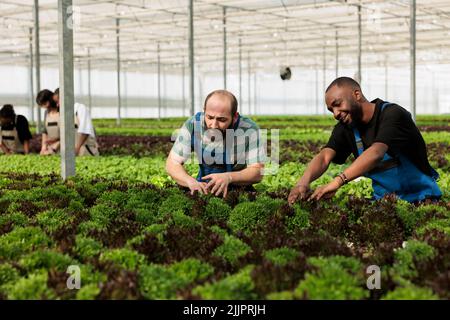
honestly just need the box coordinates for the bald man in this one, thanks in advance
[288,77,441,204]
[166,90,265,198]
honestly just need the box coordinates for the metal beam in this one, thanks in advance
[28,28,35,123]
[335,29,339,78]
[223,6,227,89]
[33,0,41,133]
[87,48,92,112]
[315,66,319,115]
[189,0,195,115]
[410,0,416,122]
[239,37,242,110]
[198,74,203,111]
[116,18,121,125]
[357,3,362,83]
[323,45,326,115]
[253,73,257,115]
[247,52,251,115]
[182,58,186,117]
[385,55,388,100]
[58,0,75,179]
[157,43,161,119]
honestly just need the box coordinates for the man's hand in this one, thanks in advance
[186,178,209,195]
[288,184,311,205]
[308,179,342,201]
[202,173,232,198]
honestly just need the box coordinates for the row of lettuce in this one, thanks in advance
[0,174,448,299]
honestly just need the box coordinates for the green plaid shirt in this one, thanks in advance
[170,113,266,170]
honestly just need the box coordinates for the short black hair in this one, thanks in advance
[203,90,238,116]
[0,104,15,120]
[36,89,54,106]
[326,77,361,93]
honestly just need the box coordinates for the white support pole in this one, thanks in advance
[87,48,92,112]
[34,0,42,133]
[384,55,388,100]
[357,3,362,83]
[116,18,121,125]
[223,6,227,89]
[248,52,251,114]
[29,28,35,123]
[323,45,327,115]
[410,0,416,122]
[335,29,339,79]
[189,0,195,115]
[315,66,319,115]
[182,59,186,117]
[157,43,161,119]
[239,37,242,109]
[253,73,257,115]
[58,0,75,179]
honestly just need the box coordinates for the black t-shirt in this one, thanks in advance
[0,115,33,144]
[324,98,434,176]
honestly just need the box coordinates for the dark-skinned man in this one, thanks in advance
[166,90,265,198]
[288,77,442,204]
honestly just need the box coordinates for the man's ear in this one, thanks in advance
[232,112,239,124]
[353,89,362,101]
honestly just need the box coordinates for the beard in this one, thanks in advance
[349,100,363,125]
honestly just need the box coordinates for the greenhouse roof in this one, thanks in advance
[0,0,450,73]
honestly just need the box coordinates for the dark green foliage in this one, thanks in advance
[157,193,194,220]
[192,266,257,300]
[213,235,251,265]
[204,197,232,222]
[5,271,56,300]
[0,171,448,300]
[0,226,53,260]
[295,256,369,300]
[74,235,104,260]
[139,259,213,299]
[99,248,146,271]
[36,209,74,234]
[19,250,76,272]
[383,285,439,300]
[263,247,300,266]
[0,263,20,288]
[228,196,283,236]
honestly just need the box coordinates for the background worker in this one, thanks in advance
[0,104,32,155]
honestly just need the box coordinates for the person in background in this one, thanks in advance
[0,104,32,155]
[53,88,99,156]
[36,89,61,155]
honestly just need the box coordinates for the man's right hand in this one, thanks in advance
[187,178,209,195]
[288,184,311,205]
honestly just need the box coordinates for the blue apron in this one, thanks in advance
[352,102,442,203]
[191,112,240,182]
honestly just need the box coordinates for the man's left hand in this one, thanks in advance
[308,179,341,201]
[202,173,232,198]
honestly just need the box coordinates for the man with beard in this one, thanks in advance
[288,77,441,204]
[166,90,265,197]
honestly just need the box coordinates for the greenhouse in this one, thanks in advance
[0,0,449,305]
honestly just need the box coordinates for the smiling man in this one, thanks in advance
[288,77,441,204]
[166,90,265,197]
